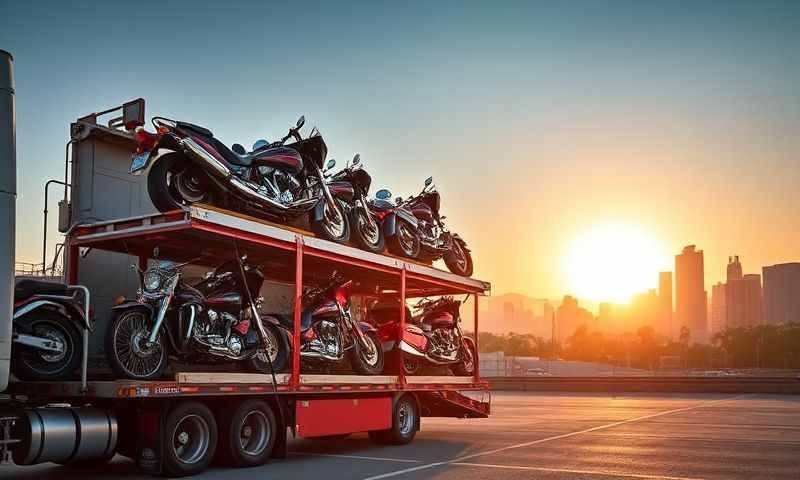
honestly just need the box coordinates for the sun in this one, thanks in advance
[564,224,667,303]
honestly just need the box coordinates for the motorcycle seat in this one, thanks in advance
[14,279,69,301]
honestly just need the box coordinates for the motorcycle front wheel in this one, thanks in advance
[310,198,351,244]
[11,310,82,381]
[350,331,384,375]
[387,220,420,259]
[106,309,168,380]
[350,207,385,253]
[148,153,210,212]
[444,238,474,277]
[247,324,289,374]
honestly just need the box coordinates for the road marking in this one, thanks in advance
[361,394,746,480]
[291,452,422,463]
[452,462,706,480]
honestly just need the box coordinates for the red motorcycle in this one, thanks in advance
[368,296,476,376]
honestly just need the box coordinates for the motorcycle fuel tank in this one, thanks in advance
[206,292,242,310]
[402,324,428,353]
[251,146,303,172]
[411,202,434,221]
[311,300,339,319]
[424,312,455,329]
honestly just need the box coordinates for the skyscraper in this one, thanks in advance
[710,282,726,334]
[658,271,673,339]
[763,263,800,325]
[675,245,707,342]
[725,256,763,328]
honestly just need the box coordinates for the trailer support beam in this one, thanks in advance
[291,237,303,388]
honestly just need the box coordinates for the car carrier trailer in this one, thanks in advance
[1,204,491,476]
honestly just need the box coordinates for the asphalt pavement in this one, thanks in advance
[3,392,799,479]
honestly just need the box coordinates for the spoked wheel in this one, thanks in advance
[148,154,210,212]
[350,331,384,375]
[163,401,218,477]
[311,198,351,244]
[444,238,473,277]
[368,394,418,445]
[11,311,82,381]
[105,310,167,380]
[218,399,276,468]
[387,220,420,259]
[402,353,422,376]
[248,324,289,373]
[350,207,385,253]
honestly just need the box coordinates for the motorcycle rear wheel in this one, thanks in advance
[148,154,210,212]
[11,310,82,381]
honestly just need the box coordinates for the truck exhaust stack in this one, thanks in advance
[0,50,15,392]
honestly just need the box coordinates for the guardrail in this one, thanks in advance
[487,376,800,394]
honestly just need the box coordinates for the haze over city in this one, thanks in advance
[3,1,799,314]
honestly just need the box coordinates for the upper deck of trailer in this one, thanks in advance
[69,204,491,297]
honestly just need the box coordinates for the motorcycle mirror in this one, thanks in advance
[352,153,361,165]
[424,176,433,187]
[326,158,336,170]
[232,143,246,155]
[375,189,392,200]
[296,115,305,129]
[252,139,268,151]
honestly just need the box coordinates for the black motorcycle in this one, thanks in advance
[106,252,287,380]
[264,272,384,375]
[402,177,473,276]
[11,280,91,381]
[129,115,352,244]
[326,154,385,253]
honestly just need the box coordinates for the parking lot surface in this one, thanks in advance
[4,392,799,479]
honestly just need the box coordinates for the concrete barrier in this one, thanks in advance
[487,376,800,394]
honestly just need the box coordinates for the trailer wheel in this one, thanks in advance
[217,399,276,468]
[368,394,418,445]
[162,401,217,477]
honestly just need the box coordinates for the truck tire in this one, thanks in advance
[368,394,418,445]
[217,399,276,468]
[162,401,218,477]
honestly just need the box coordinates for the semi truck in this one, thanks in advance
[0,53,491,477]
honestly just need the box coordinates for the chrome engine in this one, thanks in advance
[256,166,302,205]
[191,307,250,359]
[301,320,344,361]
[428,327,460,362]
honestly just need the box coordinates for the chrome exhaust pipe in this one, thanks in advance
[179,137,318,213]
[399,340,458,365]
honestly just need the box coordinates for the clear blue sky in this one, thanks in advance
[2,0,799,298]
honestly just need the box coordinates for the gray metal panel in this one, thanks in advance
[0,50,15,391]
[69,129,153,362]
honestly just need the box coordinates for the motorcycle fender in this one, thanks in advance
[262,315,294,348]
[383,213,397,237]
[14,299,91,333]
[130,147,175,177]
[328,181,355,202]
[312,198,326,222]
[395,210,419,229]
[452,233,470,252]
[112,300,154,316]
[461,335,476,353]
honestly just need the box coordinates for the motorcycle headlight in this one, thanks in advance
[143,270,162,293]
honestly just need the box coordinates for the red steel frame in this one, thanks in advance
[63,208,488,390]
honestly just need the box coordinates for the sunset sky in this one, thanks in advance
[2,1,799,304]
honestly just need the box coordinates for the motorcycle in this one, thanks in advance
[263,272,384,375]
[368,295,476,376]
[370,189,420,259]
[129,115,351,244]
[106,252,288,380]
[11,280,90,381]
[402,177,473,276]
[326,154,385,253]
